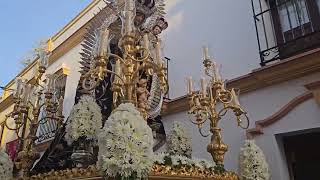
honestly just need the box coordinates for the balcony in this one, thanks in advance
[252,0,320,66]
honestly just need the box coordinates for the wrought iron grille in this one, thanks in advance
[35,74,67,144]
[251,0,320,66]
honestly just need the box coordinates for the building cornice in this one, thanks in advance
[51,0,101,42]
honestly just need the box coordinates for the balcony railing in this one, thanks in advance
[251,0,320,66]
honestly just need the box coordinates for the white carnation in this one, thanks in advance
[153,153,215,171]
[167,122,192,158]
[153,152,168,164]
[98,103,154,179]
[0,148,13,180]
[239,140,270,180]
[65,95,102,145]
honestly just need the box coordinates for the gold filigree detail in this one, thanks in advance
[22,164,238,180]
[23,165,100,180]
[150,164,239,180]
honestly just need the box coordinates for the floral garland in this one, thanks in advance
[153,152,215,170]
[65,95,102,145]
[150,153,241,179]
[98,103,154,179]
[0,147,13,180]
[239,140,270,180]
[167,122,192,158]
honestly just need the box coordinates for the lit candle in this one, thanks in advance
[203,46,210,60]
[98,28,109,57]
[143,33,149,51]
[200,78,206,96]
[231,88,240,106]
[187,77,193,94]
[155,40,161,65]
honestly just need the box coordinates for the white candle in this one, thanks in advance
[125,12,131,33]
[143,33,149,50]
[231,88,240,106]
[23,84,32,105]
[98,29,109,57]
[187,77,193,94]
[114,60,121,82]
[200,78,206,96]
[155,40,161,65]
[195,97,201,106]
[46,74,55,92]
[203,46,209,60]
[213,62,222,82]
[39,49,48,68]
[221,82,226,91]
[123,0,134,35]
[15,78,23,98]
[125,0,134,11]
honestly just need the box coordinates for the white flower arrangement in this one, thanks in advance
[65,95,102,145]
[239,140,270,180]
[153,152,215,171]
[167,122,192,158]
[98,103,154,179]
[0,147,13,180]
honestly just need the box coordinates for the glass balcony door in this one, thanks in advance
[278,0,312,42]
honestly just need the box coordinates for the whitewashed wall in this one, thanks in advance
[162,0,260,98]
[161,72,320,180]
[0,105,15,148]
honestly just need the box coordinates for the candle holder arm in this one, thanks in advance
[199,126,211,137]
[4,114,24,131]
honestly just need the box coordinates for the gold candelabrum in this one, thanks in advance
[81,0,168,119]
[187,47,249,168]
[4,48,64,177]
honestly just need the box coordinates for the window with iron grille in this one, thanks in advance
[252,0,320,65]
[35,73,67,144]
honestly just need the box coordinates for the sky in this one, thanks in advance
[0,0,92,91]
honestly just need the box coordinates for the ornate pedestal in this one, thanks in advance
[26,165,238,180]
